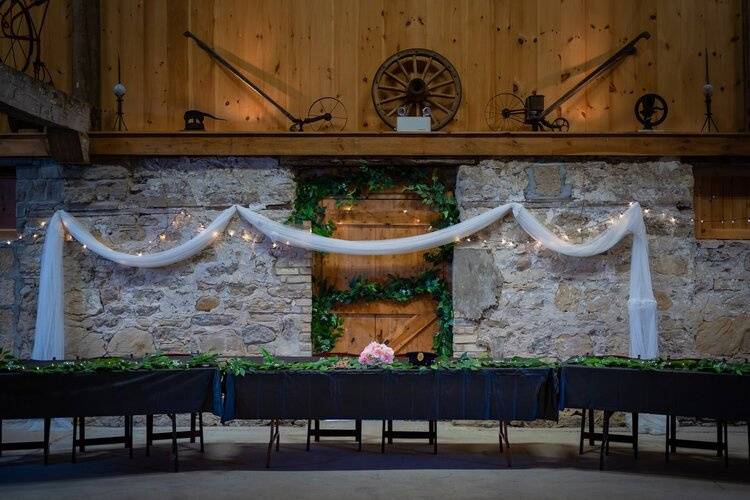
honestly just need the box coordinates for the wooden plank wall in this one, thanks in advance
[694,165,750,239]
[1,0,746,132]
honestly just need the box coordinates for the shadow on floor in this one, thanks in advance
[1,440,749,486]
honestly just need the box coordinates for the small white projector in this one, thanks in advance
[396,116,431,132]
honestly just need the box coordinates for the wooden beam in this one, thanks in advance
[0,134,48,158]
[4,132,750,160]
[0,62,90,133]
[86,132,750,158]
[71,0,102,131]
[743,0,750,131]
[0,62,90,163]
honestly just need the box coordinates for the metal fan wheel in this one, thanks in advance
[306,96,348,132]
[1,0,35,73]
[634,93,668,127]
[484,92,526,131]
[372,48,462,131]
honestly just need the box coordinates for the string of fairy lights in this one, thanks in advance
[3,203,749,252]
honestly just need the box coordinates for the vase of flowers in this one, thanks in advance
[358,341,395,366]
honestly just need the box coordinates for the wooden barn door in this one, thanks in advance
[315,189,443,355]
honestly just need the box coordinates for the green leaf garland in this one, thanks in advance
[312,269,454,357]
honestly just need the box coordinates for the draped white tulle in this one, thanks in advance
[32,203,658,362]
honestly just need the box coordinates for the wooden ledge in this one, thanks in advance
[2,132,750,159]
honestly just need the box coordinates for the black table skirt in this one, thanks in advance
[0,368,222,418]
[560,366,750,419]
[223,368,558,421]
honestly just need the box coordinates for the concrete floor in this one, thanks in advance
[1,421,748,500]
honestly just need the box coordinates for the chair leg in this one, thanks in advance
[128,416,134,459]
[146,414,153,457]
[43,417,51,465]
[387,420,393,444]
[432,420,438,455]
[170,414,179,473]
[499,420,504,453]
[723,421,729,468]
[632,413,639,460]
[672,415,678,450]
[578,409,586,454]
[199,413,205,453]
[306,419,312,451]
[189,413,196,444]
[275,420,280,452]
[500,421,512,467]
[665,415,671,462]
[588,409,595,445]
[717,420,723,457]
[314,419,320,442]
[0,418,3,457]
[381,420,386,454]
[79,416,86,452]
[428,420,434,444]
[71,417,78,464]
[265,420,279,468]
[599,411,611,471]
[356,420,362,452]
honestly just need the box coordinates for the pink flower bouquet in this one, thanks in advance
[358,341,395,366]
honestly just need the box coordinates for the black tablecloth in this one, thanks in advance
[0,368,222,418]
[560,366,750,419]
[223,368,558,421]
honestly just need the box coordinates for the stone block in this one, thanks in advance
[106,328,156,356]
[196,296,220,312]
[453,248,502,321]
[695,317,748,356]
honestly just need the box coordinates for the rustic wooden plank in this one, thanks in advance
[83,131,750,157]
[0,134,48,157]
[71,0,102,130]
[0,62,90,132]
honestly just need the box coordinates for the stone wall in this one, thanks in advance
[453,160,750,360]
[3,157,749,362]
[3,157,312,358]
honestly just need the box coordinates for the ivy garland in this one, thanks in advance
[0,351,220,374]
[312,269,454,357]
[287,165,460,263]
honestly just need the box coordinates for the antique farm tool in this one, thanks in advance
[183,109,225,131]
[184,31,347,132]
[701,47,719,132]
[0,0,53,83]
[372,48,462,130]
[634,93,667,130]
[485,31,651,131]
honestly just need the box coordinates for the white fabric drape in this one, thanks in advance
[32,203,658,362]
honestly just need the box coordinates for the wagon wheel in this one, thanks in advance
[306,96,348,132]
[0,0,35,73]
[372,48,462,131]
[484,92,526,131]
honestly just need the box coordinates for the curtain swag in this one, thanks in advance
[32,203,658,362]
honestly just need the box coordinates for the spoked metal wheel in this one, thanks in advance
[484,92,526,131]
[549,117,570,132]
[0,0,34,73]
[306,96,348,132]
[372,48,462,130]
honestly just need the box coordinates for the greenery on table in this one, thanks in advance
[567,355,750,376]
[222,350,552,376]
[287,165,460,263]
[0,350,219,374]
[312,269,453,357]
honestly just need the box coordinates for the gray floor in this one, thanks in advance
[1,421,749,499]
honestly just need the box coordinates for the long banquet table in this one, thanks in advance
[560,365,750,468]
[0,368,221,469]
